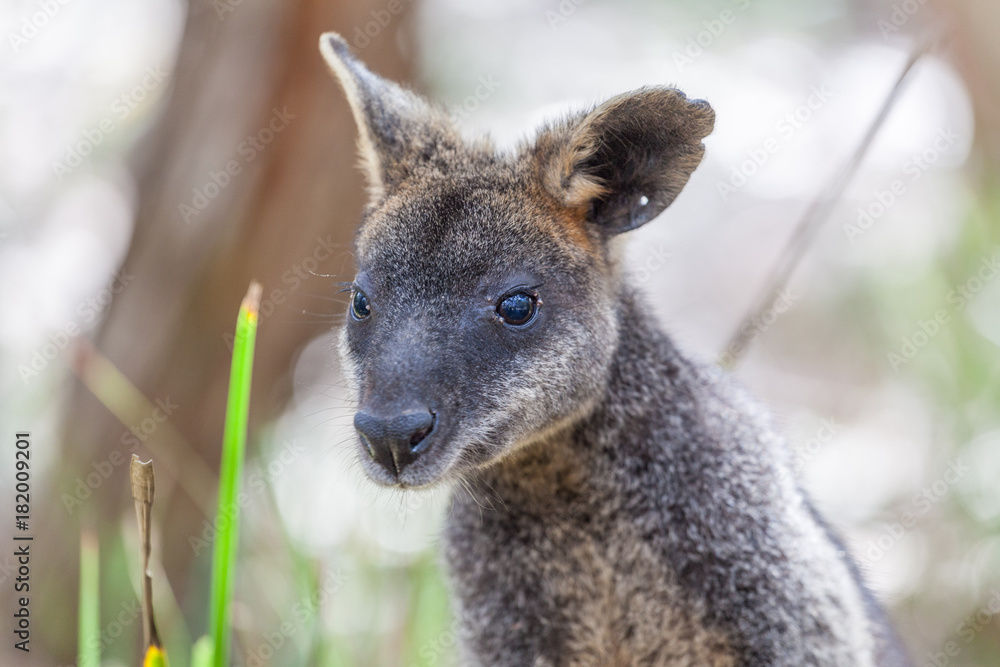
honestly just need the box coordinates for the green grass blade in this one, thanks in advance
[209,281,261,667]
[78,531,100,667]
[191,635,214,667]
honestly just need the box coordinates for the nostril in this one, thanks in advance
[355,408,437,476]
[409,411,436,453]
[359,432,377,461]
[409,427,429,447]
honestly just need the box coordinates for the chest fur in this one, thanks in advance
[443,492,736,666]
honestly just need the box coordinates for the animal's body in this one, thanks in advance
[318,32,910,666]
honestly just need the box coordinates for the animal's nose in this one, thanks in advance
[354,409,436,477]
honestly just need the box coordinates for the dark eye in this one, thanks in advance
[497,292,537,326]
[351,289,371,321]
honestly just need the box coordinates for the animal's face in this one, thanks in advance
[341,173,619,487]
[320,33,714,488]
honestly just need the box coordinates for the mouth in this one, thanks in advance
[355,443,454,490]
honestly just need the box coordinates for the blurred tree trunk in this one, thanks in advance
[41,0,416,662]
[933,0,1000,172]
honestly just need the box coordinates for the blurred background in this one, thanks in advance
[1,0,999,664]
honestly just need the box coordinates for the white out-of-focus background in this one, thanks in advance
[2,0,999,665]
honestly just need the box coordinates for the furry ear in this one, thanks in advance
[531,88,715,234]
[319,32,462,198]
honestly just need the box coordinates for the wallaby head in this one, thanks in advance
[319,32,714,488]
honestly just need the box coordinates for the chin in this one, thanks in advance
[355,439,461,490]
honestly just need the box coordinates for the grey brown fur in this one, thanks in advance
[319,32,910,666]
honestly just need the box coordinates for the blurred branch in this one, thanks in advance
[71,338,215,515]
[721,38,931,368]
